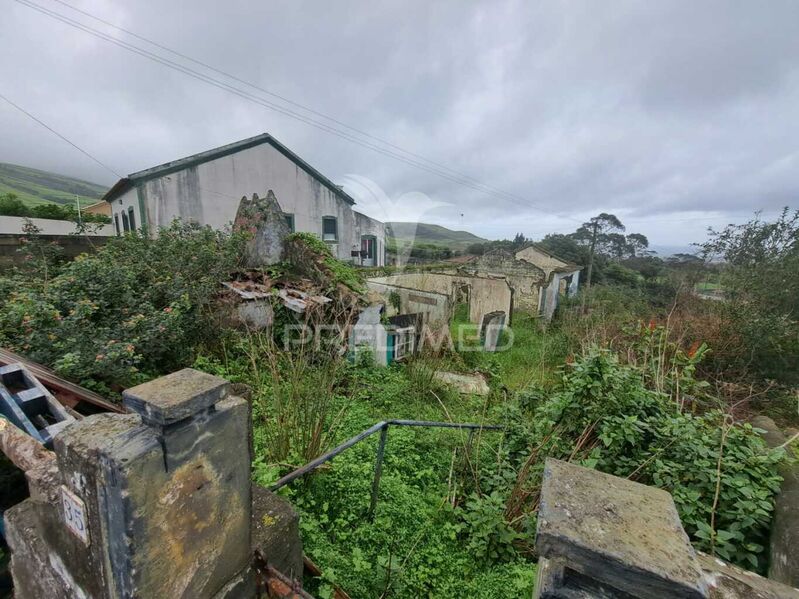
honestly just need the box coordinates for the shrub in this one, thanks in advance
[0,221,246,394]
[504,350,785,572]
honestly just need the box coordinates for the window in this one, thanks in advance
[128,207,136,231]
[121,211,130,232]
[322,216,337,241]
[114,214,120,235]
[393,327,416,361]
[284,213,295,232]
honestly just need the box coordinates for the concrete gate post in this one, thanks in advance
[5,368,254,599]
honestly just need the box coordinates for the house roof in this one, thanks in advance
[516,243,583,271]
[102,133,356,205]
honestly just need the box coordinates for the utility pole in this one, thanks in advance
[75,195,82,224]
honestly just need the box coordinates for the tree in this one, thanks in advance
[0,193,29,217]
[698,208,799,382]
[576,213,625,303]
[626,233,650,257]
[512,232,527,249]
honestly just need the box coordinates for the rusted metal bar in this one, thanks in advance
[387,419,503,430]
[368,424,389,520]
[303,555,351,599]
[270,419,503,491]
[270,421,388,491]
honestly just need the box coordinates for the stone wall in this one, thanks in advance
[462,249,546,313]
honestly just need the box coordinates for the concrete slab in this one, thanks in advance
[123,368,229,426]
[536,459,707,599]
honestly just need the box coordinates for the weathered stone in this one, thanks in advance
[751,415,799,588]
[234,190,291,267]
[5,370,255,599]
[433,371,490,395]
[237,299,274,330]
[536,459,708,599]
[699,552,799,598]
[251,485,303,580]
[123,367,229,426]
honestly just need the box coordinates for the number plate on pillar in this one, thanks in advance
[61,486,89,545]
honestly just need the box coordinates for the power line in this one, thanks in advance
[13,0,582,224]
[0,91,123,178]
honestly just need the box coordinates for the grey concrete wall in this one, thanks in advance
[0,216,113,236]
[0,233,108,267]
[367,281,451,327]
[121,142,384,264]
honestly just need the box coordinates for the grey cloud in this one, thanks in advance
[1,0,797,246]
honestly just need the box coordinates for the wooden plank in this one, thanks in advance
[0,348,124,413]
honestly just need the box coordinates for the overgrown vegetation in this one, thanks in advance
[0,192,110,223]
[0,209,794,596]
[0,222,246,395]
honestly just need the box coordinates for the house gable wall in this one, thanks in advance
[136,142,364,262]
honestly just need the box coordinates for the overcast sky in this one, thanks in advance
[2,0,798,249]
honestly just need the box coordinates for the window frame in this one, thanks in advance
[321,216,338,242]
[114,214,120,235]
[128,207,136,231]
[283,213,295,232]
[121,211,130,232]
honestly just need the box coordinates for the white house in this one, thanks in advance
[102,133,386,266]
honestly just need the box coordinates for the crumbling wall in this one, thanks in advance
[366,280,451,327]
[463,249,546,313]
[367,272,511,326]
[234,190,291,267]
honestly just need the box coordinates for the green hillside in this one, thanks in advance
[0,163,108,207]
[386,221,488,250]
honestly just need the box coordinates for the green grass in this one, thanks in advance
[491,313,570,391]
[0,163,107,207]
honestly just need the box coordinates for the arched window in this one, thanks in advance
[128,207,136,231]
[121,211,130,232]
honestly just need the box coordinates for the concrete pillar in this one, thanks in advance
[4,368,253,599]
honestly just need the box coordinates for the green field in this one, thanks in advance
[0,163,108,207]
[387,221,487,251]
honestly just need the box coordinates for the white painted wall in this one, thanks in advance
[108,188,139,236]
[0,216,113,236]
[130,142,384,263]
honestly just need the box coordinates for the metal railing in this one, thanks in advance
[269,419,504,518]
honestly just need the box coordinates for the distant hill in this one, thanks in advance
[0,163,108,207]
[387,222,488,250]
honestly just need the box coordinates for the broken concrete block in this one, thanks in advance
[698,552,799,599]
[433,371,490,395]
[536,458,708,599]
[251,485,303,581]
[122,367,229,426]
